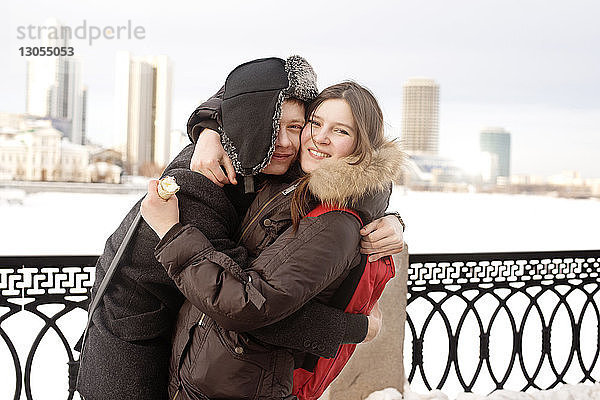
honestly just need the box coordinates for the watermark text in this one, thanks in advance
[16,20,146,46]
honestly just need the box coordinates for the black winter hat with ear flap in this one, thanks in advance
[219,56,318,192]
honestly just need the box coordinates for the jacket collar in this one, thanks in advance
[306,141,405,224]
[307,140,405,208]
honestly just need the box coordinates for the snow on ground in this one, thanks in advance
[0,191,143,255]
[367,383,600,399]
[388,189,600,253]
[1,188,599,255]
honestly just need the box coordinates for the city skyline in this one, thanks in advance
[3,0,599,178]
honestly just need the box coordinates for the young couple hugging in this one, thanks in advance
[77,56,406,400]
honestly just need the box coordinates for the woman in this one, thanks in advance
[143,81,405,399]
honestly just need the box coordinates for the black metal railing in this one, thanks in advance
[0,256,96,400]
[407,250,600,395]
[1,251,599,399]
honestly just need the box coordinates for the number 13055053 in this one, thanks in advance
[19,46,74,56]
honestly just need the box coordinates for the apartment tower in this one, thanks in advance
[401,78,439,154]
[115,51,173,175]
[25,18,87,144]
[480,127,511,180]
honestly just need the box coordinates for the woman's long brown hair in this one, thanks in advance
[290,81,386,230]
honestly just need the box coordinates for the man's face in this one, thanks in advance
[261,100,305,175]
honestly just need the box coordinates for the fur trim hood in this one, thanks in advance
[308,140,406,211]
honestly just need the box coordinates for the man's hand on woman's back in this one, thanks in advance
[359,215,405,262]
[190,129,237,187]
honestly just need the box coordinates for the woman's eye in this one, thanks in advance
[335,128,349,136]
[309,120,320,127]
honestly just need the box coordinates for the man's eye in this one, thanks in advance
[289,124,303,130]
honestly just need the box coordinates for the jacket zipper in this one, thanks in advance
[282,183,298,195]
[237,183,297,245]
[172,313,207,400]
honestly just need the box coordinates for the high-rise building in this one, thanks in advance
[480,127,511,181]
[115,51,173,175]
[401,78,439,154]
[25,18,87,145]
[80,86,87,144]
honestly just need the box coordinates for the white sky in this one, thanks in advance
[2,0,599,177]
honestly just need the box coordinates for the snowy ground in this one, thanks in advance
[367,383,600,400]
[388,189,600,254]
[0,190,143,255]
[1,188,599,255]
[1,188,599,399]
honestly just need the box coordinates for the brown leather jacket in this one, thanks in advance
[156,142,404,399]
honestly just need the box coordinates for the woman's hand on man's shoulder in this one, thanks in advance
[140,179,180,240]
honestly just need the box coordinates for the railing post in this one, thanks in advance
[326,245,409,400]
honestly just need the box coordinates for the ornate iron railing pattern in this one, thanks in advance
[406,250,600,394]
[0,256,96,400]
[1,251,600,399]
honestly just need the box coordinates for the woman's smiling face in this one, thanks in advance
[299,98,357,173]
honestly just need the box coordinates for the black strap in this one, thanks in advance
[73,209,143,388]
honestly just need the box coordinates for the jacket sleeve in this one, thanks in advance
[249,300,368,358]
[186,85,224,143]
[155,211,362,332]
[161,225,366,358]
